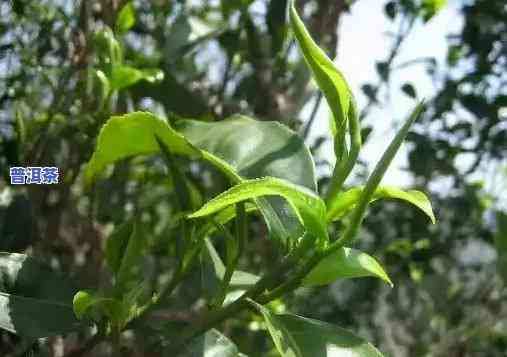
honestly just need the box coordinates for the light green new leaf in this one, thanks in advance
[327,186,436,224]
[332,102,426,248]
[189,177,328,243]
[73,290,116,320]
[289,0,354,133]
[116,1,136,34]
[85,112,200,184]
[252,302,384,357]
[109,65,164,92]
[421,0,447,21]
[302,248,392,287]
[0,253,79,338]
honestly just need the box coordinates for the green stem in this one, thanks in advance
[332,101,425,249]
[325,103,362,204]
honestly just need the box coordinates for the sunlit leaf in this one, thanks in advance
[189,177,328,243]
[421,0,447,22]
[251,301,384,357]
[177,115,317,245]
[302,248,392,287]
[289,0,355,136]
[115,1,136,34]
[109,65,164,91]
[85,112,200,184]
[327,186,436,224]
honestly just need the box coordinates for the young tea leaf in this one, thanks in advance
[85,112,200,184]
[189,177,328,244]
[115,1,136,34]
[327,186,435,224]
[302,248,393,287]
[289,0,355,143]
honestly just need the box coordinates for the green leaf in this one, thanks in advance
[201,238,260,306]
[72,290,116,321]
[252,302,384,357]
[114,221,146,295]
[86,113,317,247]
[105,221,134,275]
[188,329,243,357]
[176,115,317,245]
[85,111,200,184]
[421,0,447,22]
[94,28,122,64]
[109,65,164,92]
[302,248,392,287]
[115,1,136,34]
[196,203,258,239]
[327,186,436,224]
[289,0,355,137]
[189,177,328,244]
[0,253,79,337]
[401,83,417,99]
[331,102,426,248]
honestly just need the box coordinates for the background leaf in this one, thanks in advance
[115,2,136,35]
[0,253,79,337]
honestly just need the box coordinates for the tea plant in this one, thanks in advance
[0,1,435,356]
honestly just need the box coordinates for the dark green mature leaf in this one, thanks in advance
[0,253,79,337]
[176,115,317,244]
[115,1,136,34]
[189,177,327,243]
[85,112,200,184]
[401,83,417,99]
[175,116,316,190]
[188,329,243,357]
[289,0,354,133]
[327,186,435,224]
[302,248,392,287]
[252,302,384,357]
[86,113,316,245]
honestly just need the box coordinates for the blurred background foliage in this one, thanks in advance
[0,0,505,356]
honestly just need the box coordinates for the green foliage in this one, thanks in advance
[289,0,355,157]
[303,248,392,287]
[252,301,384,357]
[0,253,79,338]
[85,112,199,184]
[115,2,136,35]
[189,177,328,245]
[326,186,435,224]
[3,0,477,355]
